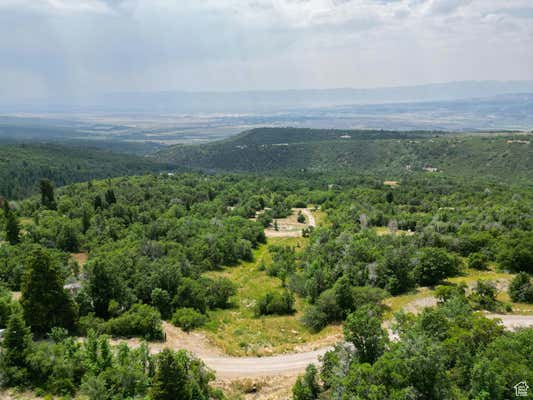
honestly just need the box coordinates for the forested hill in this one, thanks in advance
[155,128,533,181]
[0,143,176,199]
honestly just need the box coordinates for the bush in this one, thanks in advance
[103,304,163,340]
[414,247,459,286]
[205,277,237,309]
[508,272,533,303]
[171,308,208,332]
[301,306,328,333]
[468,252,489,270]
[254,290,294,316]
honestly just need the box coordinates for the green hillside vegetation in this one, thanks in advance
[156,128,533,182]
[0,168,531,398]
[0,143,175,199]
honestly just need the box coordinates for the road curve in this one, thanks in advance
[198,314,533,378]
[202,348,330,378]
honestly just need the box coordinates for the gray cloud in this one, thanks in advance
[0,0,532,99]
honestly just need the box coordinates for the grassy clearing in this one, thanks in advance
[202,237,340,356]
[374,227,414,236]
[383,287,434,319]
[384,266,533,318]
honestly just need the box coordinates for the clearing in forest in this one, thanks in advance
[202,237,341,356]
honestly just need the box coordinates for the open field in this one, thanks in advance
[202,237,341,356]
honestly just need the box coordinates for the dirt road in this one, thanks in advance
[203,348,330,378]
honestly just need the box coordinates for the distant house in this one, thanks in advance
[514,381,529,397]
[423,166,439,173]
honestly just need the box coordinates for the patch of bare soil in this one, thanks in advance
[292,328,342,353]
[0,391,42,400]
[404,296,438,314]
[264,208,315,238]
[383,180,399,187]
[109,322,224,358]
[71,252,89,268]
[216,375,298,400]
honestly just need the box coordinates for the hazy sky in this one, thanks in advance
[1,0,532,99]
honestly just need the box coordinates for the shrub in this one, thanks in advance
[171,308,207,332]
[205,277,237,309]
[103,304,163,340]
[468,252,489,270]
[301,306,328,333]
[414,247,459,286]
[508,272,533,303]
[254,290,294,316]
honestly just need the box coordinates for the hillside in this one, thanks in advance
[0,143,176,199]
[155,128,533,182]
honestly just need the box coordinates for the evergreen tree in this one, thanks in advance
[150,349,190,400]
[5,208,20,245]
[105,189,117,206]
[293,364,321,400]
[343,304,388,364]
[20,249,77,335]
[0,309,32,385]
[93,195,103,210]
[39,179,56,210]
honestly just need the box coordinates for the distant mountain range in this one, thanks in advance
[4,80,533,114]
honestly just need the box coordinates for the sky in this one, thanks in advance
[1,0,532,99]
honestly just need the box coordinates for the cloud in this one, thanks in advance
[0,0,532,98]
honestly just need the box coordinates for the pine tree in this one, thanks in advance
[4,206,20,245]
[0,309,32,385]
[105,189,116,206]
[93,195,103,210]
[21,249,77,335]
[39,179,56,210]
[150,349,190,400]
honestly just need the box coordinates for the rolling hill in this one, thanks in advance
[0,143,176,199]
[155,128,533,182]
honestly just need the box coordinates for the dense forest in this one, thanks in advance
[156,128,533,182]
[0,164,531,398]
[0,143,175,199]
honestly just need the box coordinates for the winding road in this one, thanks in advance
[135,313,533,379]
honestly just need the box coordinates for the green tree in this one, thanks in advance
[343,304,387,364]
[171,308,207,332]
[40,179,56,210]
[86,259,125,318]
[150,349,190,400]
[508,272,533,303]
[414,247,458,286]
[20,249,77,335]
[105,189,117,206]
[0,309,32,385]
[293,364,321,400]
[5,208,20,245]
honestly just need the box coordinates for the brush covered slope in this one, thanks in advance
[156,127,533,181]
[0,142,176,199]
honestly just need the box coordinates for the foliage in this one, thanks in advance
[171,308,208,332]
[255,290,295,316]
[292,364,320,400]
[102,304,164,340]
[296,298,533,400]
[20,248,77,335]
[508,272,533,303]
[150,349,217,400]
[343,304,388,364]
